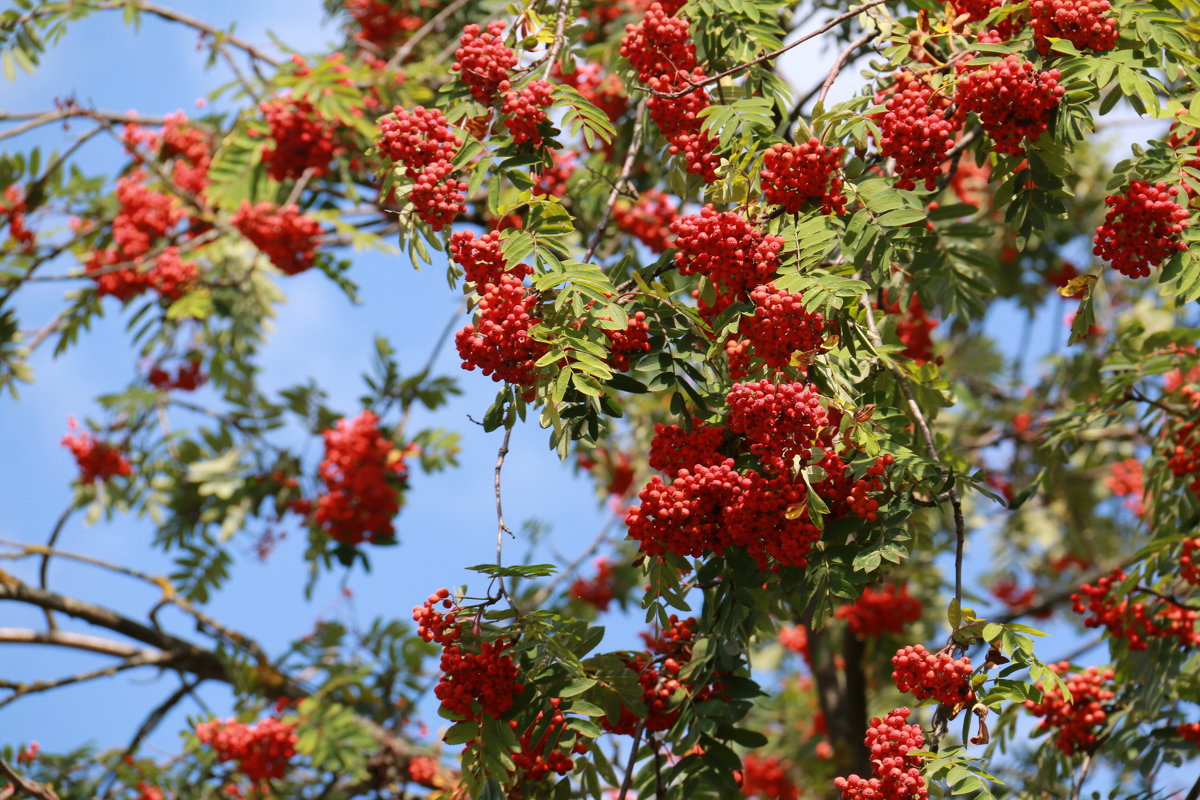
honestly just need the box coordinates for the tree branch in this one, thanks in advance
[0,758,60,800]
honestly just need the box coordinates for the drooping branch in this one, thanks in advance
[385,0,471,71]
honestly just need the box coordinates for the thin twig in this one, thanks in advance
[529,512,619,607]
[0,651,173,710]
[617,723,645,800]
[386,0,470,70]
[816,32,873,109]
[493,427,516,605]
[37,505,76,630]
[530,0,573,81]
[583,100,647,265]
[860,295,967,612]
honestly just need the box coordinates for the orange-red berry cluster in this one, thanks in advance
[614,189,678,253]
[501,80,556,148]
[452,230,545,386]
[259,96,337,181]
[570,557,616,611]
[453,21,517,103]
[377,105,467,230]
[1024,662,1114,755]
[877,293,939,364]
[622,3,719,181]
[1,185,34,252]
[834,708,927,800]
[413,588,524,720]
[1182,538,1200,586]
[194,717,297,783]
[891,644,975,707]
[628,386,891,571]
[739,753,799,800]
[1071,568,1200,650]
[149,356,205,392]
[1105,457,1146,515]
[736,283,827,371]
[876,75,959,191]
[602,615,716,734]
[345,0,424,49]
[314,410,408,545]
[1093,180,1188,278]
[509,698,590,783]
[62,422,132,483]
[836,583,923,638]
[954,55,1064,156]
[760,140,847,215]
[671,207,782,318]
[604,310,651,370]
[1029,0,1118,54]
[231,201,323,275]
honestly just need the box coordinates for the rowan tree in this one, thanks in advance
[1,0,1200,798]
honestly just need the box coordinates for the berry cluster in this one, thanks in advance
[629,385,891,570]
[439,639,523,719]
[149,356,205,392]
[194,717,297,783]
[501,80,556,148]
[231,201,323,275]
[533,150,576,198]
[112,170,184,259]
[553,61,628,121]
[453,21,517,103]
[315,410,408,545]
[760,139,847,215]
[878,293,938,364]
[62,421,132,483]
[648,418,727,475]
[570,556,616,611]
[613,189,678,253]
[602,616,717,734]
[671,207,782,315]
[345,0,424,49]
[578,447,635,497]
[407,755,440,788]
[450,229,531,286]
[1105,457,1146,515]
[836,584,923,638]
[954,55,1064,156]
[876,74,959,190]
[991,580,1051,618]
[736,283,827,371]
[604,310,651,370]
[778,625,811,663]
[1071,568,1200,649]
[834,708,928,800]
[622,4,719,180]
[509,699,590,783]
[1179,722,1200,747]
[1182,538,1200,586]
[891,644,975,707]
[1093,180,1188,278]
[455,273,546,386]
[1,185,35,251]
[157,112,212,198]
[377,105,467,230]
[259,96,338,181]
[948,156,991,208]
[1024,663,1115,755]
[739,754,799,800]
[149,246,198,300]
[412,588,524,720]
[1029,0,1118,54]
[725,379,828,475]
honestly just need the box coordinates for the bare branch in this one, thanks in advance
[386,0,471,70]
[583,100,648,265]
[0,757,60,800]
